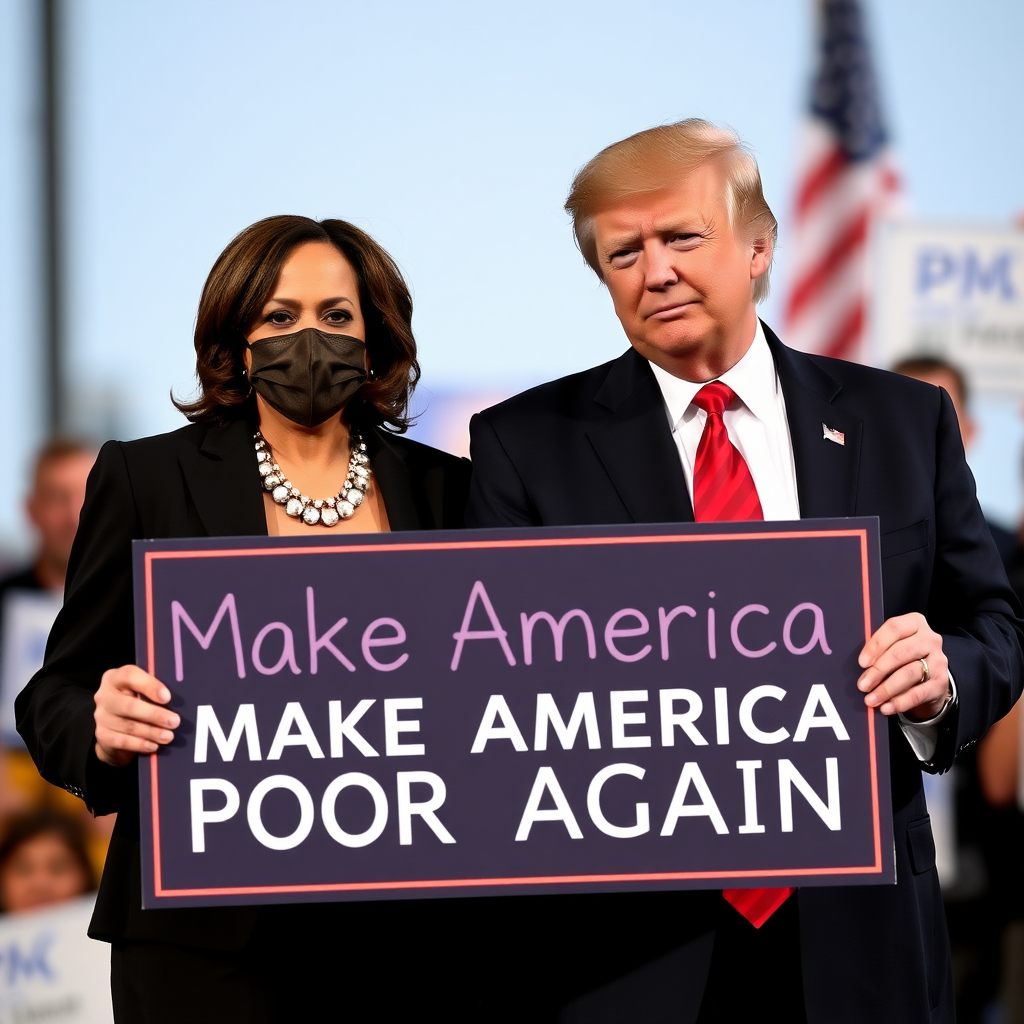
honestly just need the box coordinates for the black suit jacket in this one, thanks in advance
[466,324,1024,1024]
[15,415,471,951]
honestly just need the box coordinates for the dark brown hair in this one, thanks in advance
[0,811,96,907]
[174,215,420,431]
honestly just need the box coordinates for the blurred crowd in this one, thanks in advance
[894,357,1024,1024]
[0,439,104,914]
[0,362,1022,1020]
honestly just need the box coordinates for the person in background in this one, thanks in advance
[892,357,1018,563]
[0,810,96,913]
[0,441,109,878]
[895,355,1024,1024]
[1,439,97,597]
[976,703,1024,1024]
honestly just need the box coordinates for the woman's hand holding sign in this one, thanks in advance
[857,612,951,719]
[94,665,180,766]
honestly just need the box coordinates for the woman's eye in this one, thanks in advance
[323,309,353,324]
[266,310,293,325]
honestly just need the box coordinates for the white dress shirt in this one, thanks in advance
[650,321,799,521]
[648,320,949,762]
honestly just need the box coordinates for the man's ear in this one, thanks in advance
[750,236,772,281]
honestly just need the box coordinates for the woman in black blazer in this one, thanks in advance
[16,216,475,1023]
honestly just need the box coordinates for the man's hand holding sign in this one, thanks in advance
[858,613,951,720]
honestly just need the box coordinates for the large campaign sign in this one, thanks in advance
[133,520,892,909]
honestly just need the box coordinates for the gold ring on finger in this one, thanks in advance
[919,658,930,684]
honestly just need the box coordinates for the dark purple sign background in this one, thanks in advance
[133,520,892,908]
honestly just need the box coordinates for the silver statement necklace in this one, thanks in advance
[254,429,371,527]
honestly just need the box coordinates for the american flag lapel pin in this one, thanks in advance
[822,424,845,446]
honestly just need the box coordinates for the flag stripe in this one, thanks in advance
[785,209,869,323]
[793,146,847,221]
[783,0,901,364]
[822,299,866,360]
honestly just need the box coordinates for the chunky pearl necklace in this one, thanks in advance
[254,429,371,527]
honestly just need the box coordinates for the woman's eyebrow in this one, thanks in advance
[262,295,355,307]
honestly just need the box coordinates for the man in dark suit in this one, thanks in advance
[466,120,1023,1023]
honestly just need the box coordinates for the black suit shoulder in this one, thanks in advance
[799,350,947,410]
[91,422,210,523]
[118,419,210,454]
[477,344,947,423]
[370,428,472,531]
[109,420,220,477]
[380,430,472,504]
[477,358,621,427]
[94,419,472,533]
[481,340,945,424]
[113,420,470,475]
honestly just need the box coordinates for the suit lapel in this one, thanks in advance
[365,428,425,532]
[765,323,862,519]
[587,349,694,524]
[179,417,268,538]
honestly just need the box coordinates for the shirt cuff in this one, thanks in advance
[898,672,958,764]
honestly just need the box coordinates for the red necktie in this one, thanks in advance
[690,382,794,928]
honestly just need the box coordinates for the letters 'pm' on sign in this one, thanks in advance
[133,520,892,908]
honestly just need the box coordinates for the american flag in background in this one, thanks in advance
[783,0,902,362]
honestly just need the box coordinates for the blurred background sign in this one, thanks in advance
[875,223,1024,396]
[0,591,62,748]
[0,895,112,1024]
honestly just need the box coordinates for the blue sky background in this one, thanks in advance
[0,0,1022,552]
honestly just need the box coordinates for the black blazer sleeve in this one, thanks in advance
[15,440,140,815]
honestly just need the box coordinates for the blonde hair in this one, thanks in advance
[565,119,778,304]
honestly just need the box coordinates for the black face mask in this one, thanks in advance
[247,328,368,428]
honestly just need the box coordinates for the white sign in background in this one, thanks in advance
[874,222,1024,396]
[0,896,112,1024]
[0,591,63,747]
